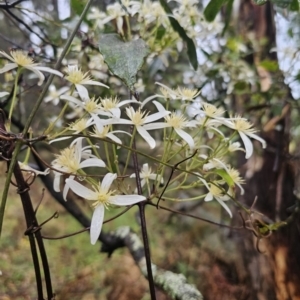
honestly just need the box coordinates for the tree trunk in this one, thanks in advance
[233,1,300,299]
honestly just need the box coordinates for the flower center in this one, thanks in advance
[100,97,119,109]
[165,113,186,129]
[11,51,35,67]
[54,147,80,172]
[84,98,100,113]
[202,103,224,118]
[65,66,90,84]
[126,107,148,125]
[234,119,255,132]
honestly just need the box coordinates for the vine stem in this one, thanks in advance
[130,92,156,299]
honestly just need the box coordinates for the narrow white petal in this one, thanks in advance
[60,95,82,106]
[0,63,18,73]
[53,173,61,192]
[25,66,45,86]
[117,99,139,107]
[101,173,117,192]
[205,193,213,201]
[247,132,267,149]
[152,100,167,112]
[136,126,156,149]
[90,205,105,245]
[106,132,122,144]
[75,84,89,100]
[239,131,253,159]
[34,66,63,77]
[144,111,170,124]
[141,94,159,108]
[143,122,169,131]
[79,158,106,169]
[49,136,71,143]
[65,179,97,199]
[109,195,146,206]
[63,175,74,201]
[0,92,9,97]
[0,51,15,62]
[175,128,195,149]
[215,198,232,218]
[83,80,109,89]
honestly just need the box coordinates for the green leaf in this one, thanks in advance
[252,0,268,5]
[99,34,150,89]
[290,0,299,11]
[215,169,235,187]
[204,0,227,22]
[159,0,198,70]
[259,60,279,72]
[270,0,292,8]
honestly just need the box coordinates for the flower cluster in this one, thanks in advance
[0,3,266,245]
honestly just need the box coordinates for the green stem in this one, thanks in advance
[8,68,22,126]
[122,127,136,176]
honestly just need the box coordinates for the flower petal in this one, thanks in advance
[79,158,106,169]
[239,131,253,159]
[101,173,117,193]
[136,126,156,149]
[0,63,18,73]
[215,197,232,218]
[247,132,267,149]
[175,128,195,149]
[25,66,45,86]
[109,194,146,206]
[65,178,97,199]
[90,205,105,245]
[35,66,63,77]
[75,84,89,100]
[144,110,170,124]
[83,79,109,89]
[0,91,9,98]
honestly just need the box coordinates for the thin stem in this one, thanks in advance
[8,67,21,126]
[138,202,156,299]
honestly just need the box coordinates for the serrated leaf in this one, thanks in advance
[99,34,150,89]
[204,0,227,22]
[215,169,235,187]
[159,0,198,70]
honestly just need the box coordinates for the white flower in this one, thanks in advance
[130,163,163,193]
[60,95,103,119]
[66,173,146,244]
[91,116,131,144]
[106,103,170,149]
[64,65,109,99]
[223,117,266,159]
[200,178,232,218]
[51,138,106,200]
[99,96,139,118]
[226,167,245,195]
[0,50,63,85]
[44,85,70,105]
[144,111,197,149]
